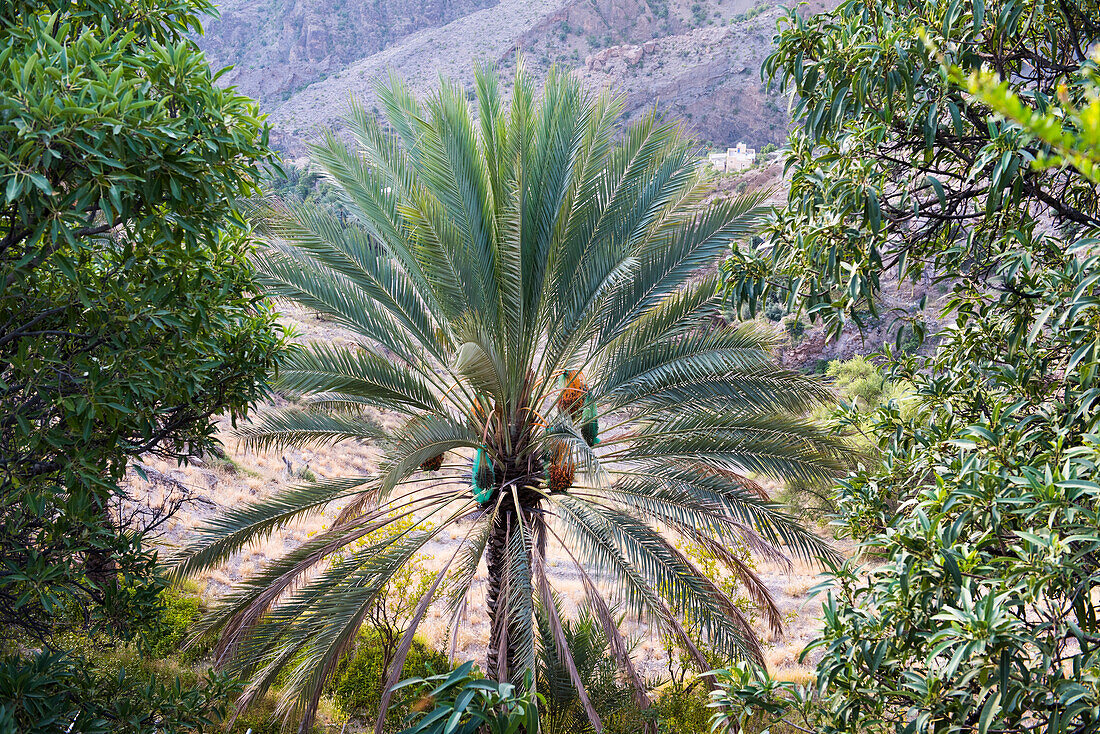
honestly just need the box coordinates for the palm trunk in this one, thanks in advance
[485,508,513,682]
[486,435,542,683]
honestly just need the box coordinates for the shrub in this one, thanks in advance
[763,294,787,322]
[650,683,710,734]
[141,587,203,660]
[328,629,449,727]
[824,356,884,410]
[783,315,805,342]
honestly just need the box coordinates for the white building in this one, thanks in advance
[706,142,757,173]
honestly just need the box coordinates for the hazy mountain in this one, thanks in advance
[195,0,833,156]
[200,0,499,103]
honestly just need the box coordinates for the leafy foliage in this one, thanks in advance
[715,2,1100,733]
[709,664,816,734]
[329,629,450,729]
[0,0,279,641]
[0,0,280,729]
[174,63,850,732]
[726,0,1100,336]
[965,44,1100,183]
[393,662,541,734]
[0,648,238,734]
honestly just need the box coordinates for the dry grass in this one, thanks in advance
[774,666,816,686]
[783,579,813,598]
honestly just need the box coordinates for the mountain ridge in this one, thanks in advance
[195,0,834,156]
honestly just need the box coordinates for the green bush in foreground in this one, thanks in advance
[0,647,238,734]
[0,0,281,729]
[329,630,449,728]
[391,662,540,734]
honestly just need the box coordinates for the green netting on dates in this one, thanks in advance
[580,392,599,446]
[472,448,495,504]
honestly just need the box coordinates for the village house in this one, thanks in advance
[707,142,756,173]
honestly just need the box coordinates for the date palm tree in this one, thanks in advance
[170,64,847,733]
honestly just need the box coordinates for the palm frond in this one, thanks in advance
[235,405,387,452]
[593,275,734,372]
[276,342,443,413]
[257,245,425,363]
[603,368,831,418]
[166,475,372,579]
[265,202,448,361]
[239,518,456,732]
[623,465,841,564]
[191,511,400,663]
[550,504,716,672]
[375,414,482,497]
[554,544,649,706]
[594,192,769,348]
[503,508,536,684]
[557,497,762,663]
[374,515,483,734]
[617,412,849,487]
[533,549,602,731]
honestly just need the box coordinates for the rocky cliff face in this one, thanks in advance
[258,0,576,154]
[502,0,793,147]
[200,0,499,103]
[194,0,835,156]
[571,19,788,147]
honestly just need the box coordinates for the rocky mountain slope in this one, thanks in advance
[196,0,832,156]
[260,0,575,153]
[511,0,829,147]
[201,0,499,103]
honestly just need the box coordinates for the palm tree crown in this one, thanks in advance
[172,64,847,733]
